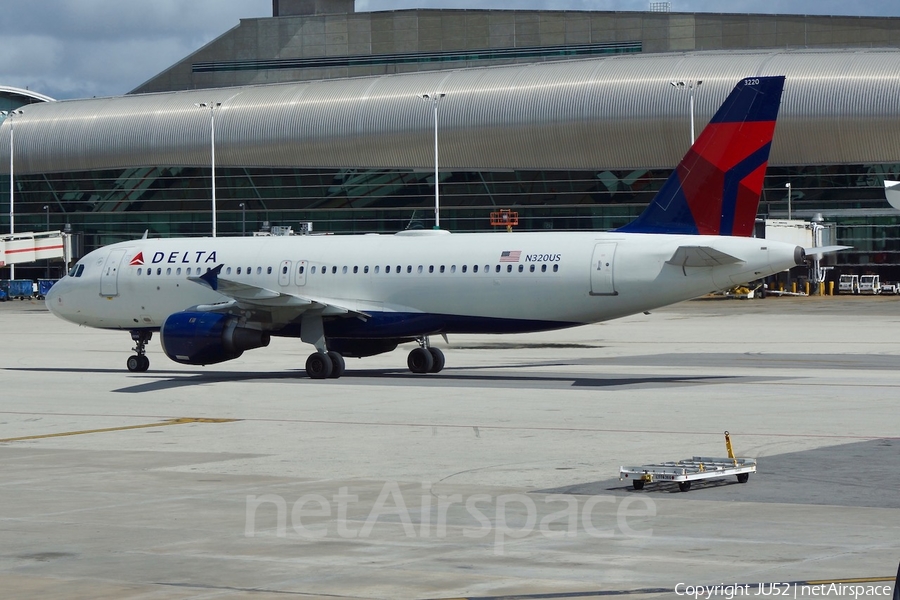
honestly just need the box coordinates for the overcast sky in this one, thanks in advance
[2,0,899,100]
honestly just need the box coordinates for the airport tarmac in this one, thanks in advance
[1,295,898,599]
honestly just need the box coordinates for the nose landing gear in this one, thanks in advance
[127,330,152,372]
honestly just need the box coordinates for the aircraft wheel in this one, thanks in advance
[407,347,434,374]
[427,347,445,373]
[306,352,333,379]
[126,355,142,372]
[138,355,150,372]
[327,351,345,379]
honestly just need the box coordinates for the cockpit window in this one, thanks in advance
[67,263,85,278]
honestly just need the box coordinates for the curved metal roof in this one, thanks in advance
[0,85,55,105]
[3,48,900,175]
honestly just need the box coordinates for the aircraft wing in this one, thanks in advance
[666,246,743,268]
[188,265,368,320]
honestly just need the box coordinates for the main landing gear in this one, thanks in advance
[304,337,445,380]
[305,350,346,380]
[127,330,152,372]
[407,338,445,374]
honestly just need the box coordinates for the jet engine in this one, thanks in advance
[160,312,270,365]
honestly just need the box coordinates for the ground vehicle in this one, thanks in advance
[838,274,859,294]
[859,274,881,294]
[881,282,900,294]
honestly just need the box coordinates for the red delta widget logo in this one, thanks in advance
[130,251,218,266]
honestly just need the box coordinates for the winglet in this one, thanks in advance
[193,264,223,291]
[618,76,786,236]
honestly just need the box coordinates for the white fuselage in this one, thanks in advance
[47,230,800,338]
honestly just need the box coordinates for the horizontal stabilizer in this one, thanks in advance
[803,245,852,259]
[667,246,743,268]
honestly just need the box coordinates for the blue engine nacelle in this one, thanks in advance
[160,312,270,365]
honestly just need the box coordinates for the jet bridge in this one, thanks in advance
[0,231,71,267]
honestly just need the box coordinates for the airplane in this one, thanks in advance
[46,75,836,379]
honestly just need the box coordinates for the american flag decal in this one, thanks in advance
[499,250,521,263]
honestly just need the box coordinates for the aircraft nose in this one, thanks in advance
[45,278,71,320]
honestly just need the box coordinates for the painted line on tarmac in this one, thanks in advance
[0,411,897,441]
[0,417,239,443]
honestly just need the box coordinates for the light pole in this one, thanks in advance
[43,205,49,231]
[2,109,24,279]
[670,80,702,144]
[421,93,446,230]
[239,202,246,236]
[195,102,222,237]
[785,182,792,220]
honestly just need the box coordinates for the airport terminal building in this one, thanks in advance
[3,1,900,278]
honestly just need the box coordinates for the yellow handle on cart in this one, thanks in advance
[724,431,737,466]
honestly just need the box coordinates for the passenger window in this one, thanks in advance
[473,265,478,273]
[507,265,512,273]
[396,265,401,273]
[450,265,456,273]
[386,265,391,273]
[299,266,305,274]
[166,267,172,275]
[353,266,358,274]
[429,266,434,273]
[257,267,262,275]
[484,265,490,273]
[225,267,231,275]
[342,266,348,274]
[282,266,288,275]
[156,268,162,275]
[310,266,315,274]
[541,264,547,272]
[529,264,535,273]
[267,266,273,275]
[137,268,142,275]
[374,266,380,274]
[407,265,412,273]
[417,265,423,274]
[364,266,369,274]
[440,265,445,273]
[553,264,559,272]
[518,265,523,272]
[332,266,337,274]
[462,265,467,273]
[495,265,501,273]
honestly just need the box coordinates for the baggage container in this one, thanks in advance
[37,279,57,299]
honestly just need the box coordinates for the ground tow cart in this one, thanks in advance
[619,432,756,492]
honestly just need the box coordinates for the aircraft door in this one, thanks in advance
[278,260,292,286]
[100,248,127,296]
[590,242,618,296]
[294,260,309,286]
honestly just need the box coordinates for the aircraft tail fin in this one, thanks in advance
[618,76,785,236]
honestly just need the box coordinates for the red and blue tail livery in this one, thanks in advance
[619,76,786,236]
